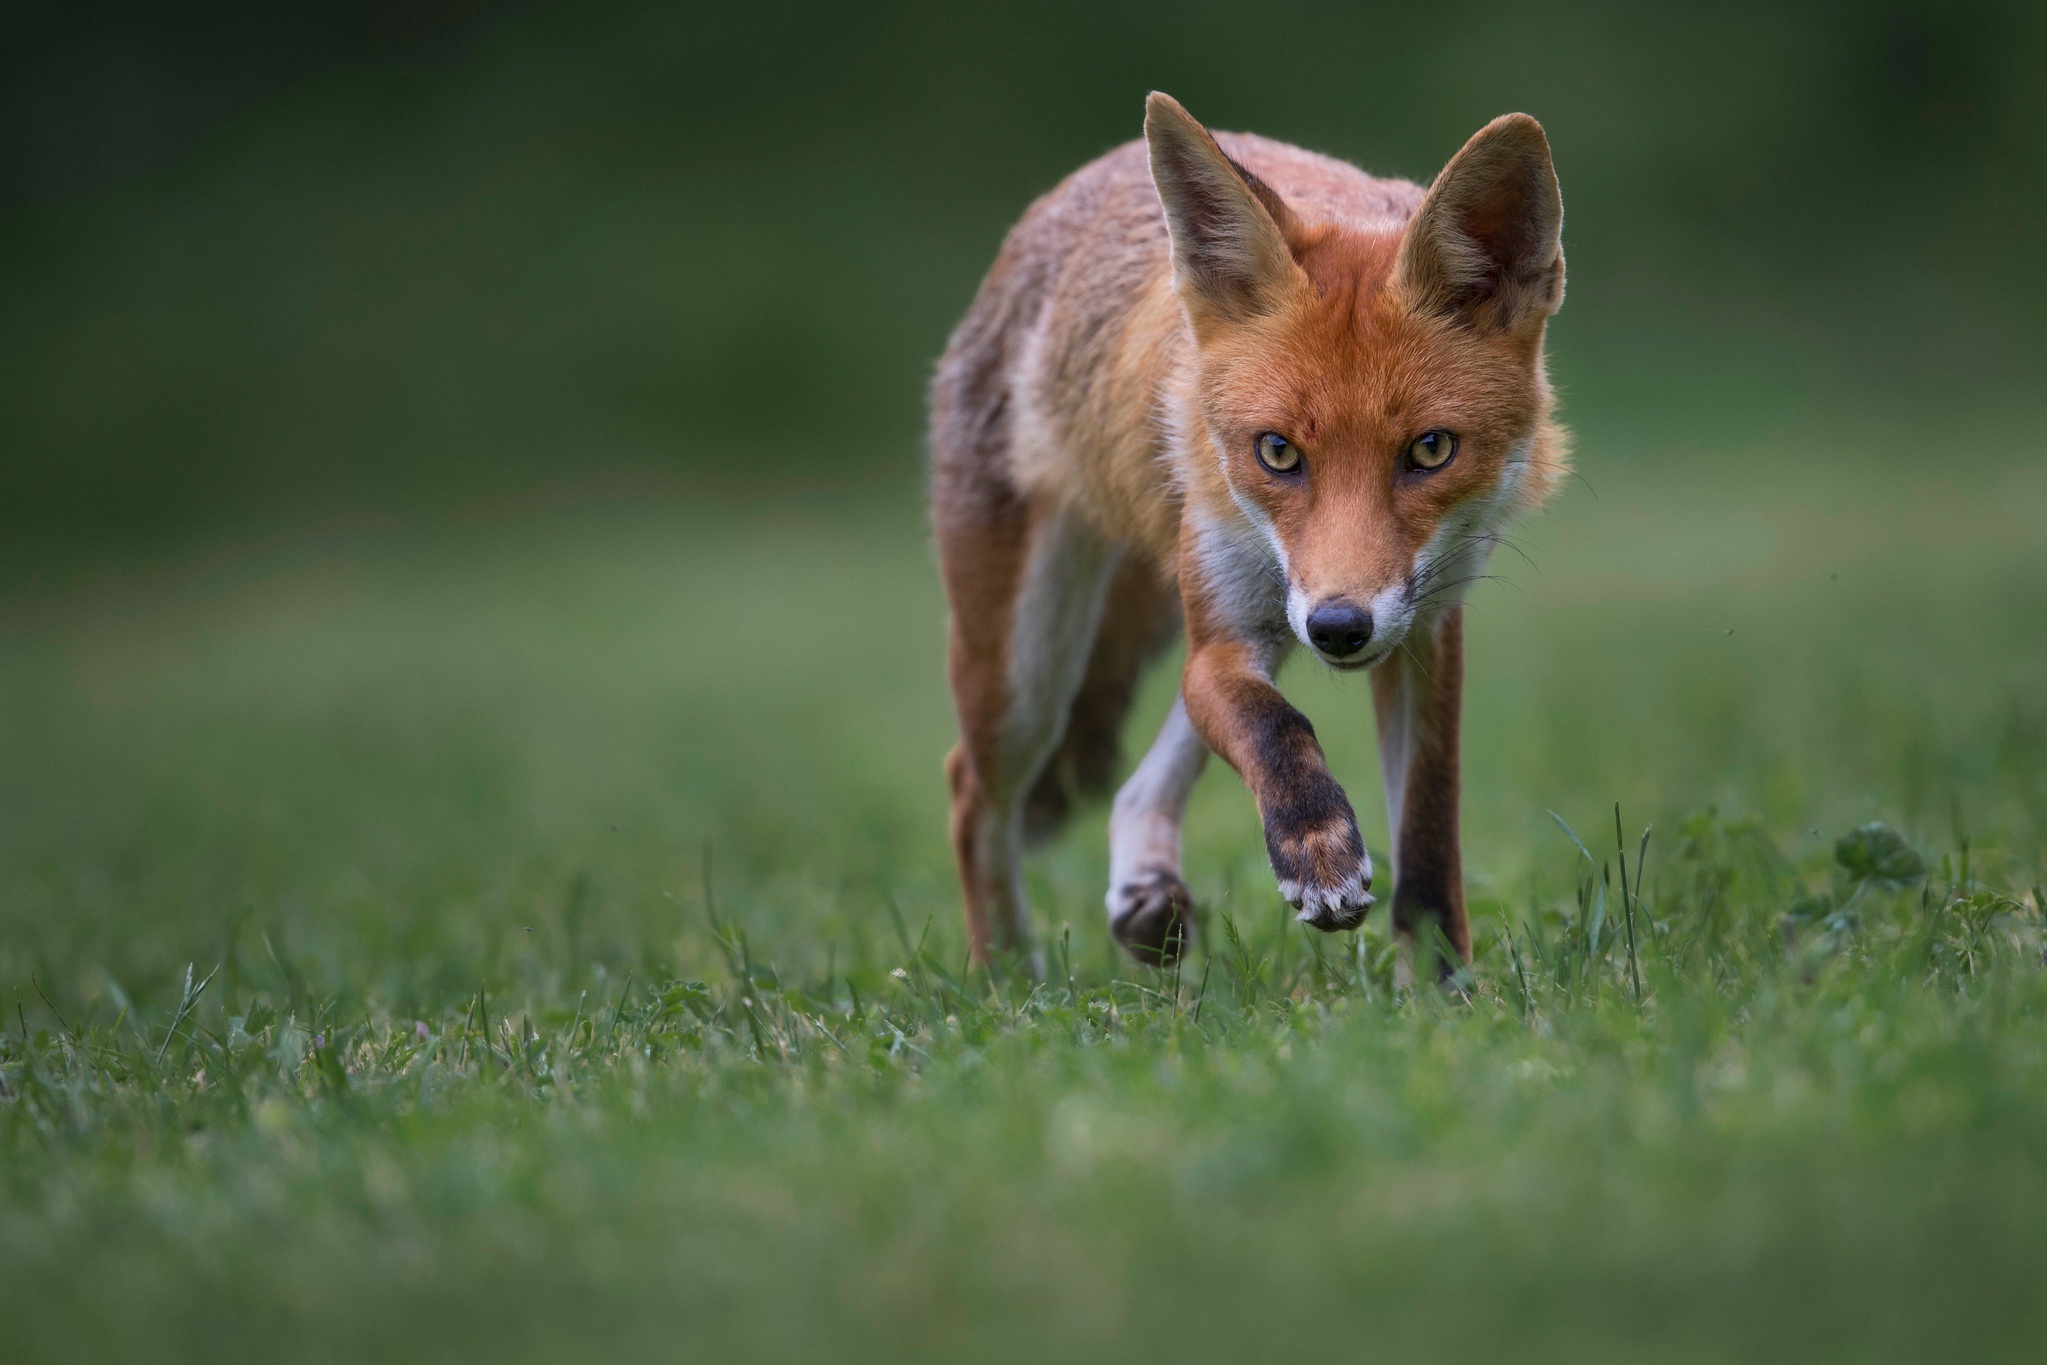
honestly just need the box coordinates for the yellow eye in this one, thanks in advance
[1405,430,1459,471]
[1256,432,1301,473]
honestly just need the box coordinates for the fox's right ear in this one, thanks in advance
[1145,92,1304,325]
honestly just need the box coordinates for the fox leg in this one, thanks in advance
[942,503,1120,967]
[1371,606,1470,973]
[1105,698,1208,963]
[1181,634,1375,933]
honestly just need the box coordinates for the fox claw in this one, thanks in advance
[1265,791,1374,932]
[1278,849,1375,932]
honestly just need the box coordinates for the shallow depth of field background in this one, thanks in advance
[4,3,2046,1362]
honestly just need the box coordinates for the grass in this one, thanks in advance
[3,445,2045,1362]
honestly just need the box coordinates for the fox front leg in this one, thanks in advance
[1182,639,1374,931]
[1371,606,1471,971]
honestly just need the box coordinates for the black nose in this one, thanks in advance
[1306,601,1373,658]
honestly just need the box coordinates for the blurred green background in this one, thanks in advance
[4,0,2044,550]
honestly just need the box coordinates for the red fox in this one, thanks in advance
[931,93,1567,972]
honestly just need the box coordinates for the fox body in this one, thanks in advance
[931,93,1567,969]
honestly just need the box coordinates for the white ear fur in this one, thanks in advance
[1144,92,1303,323]
[1398,113,1564,331]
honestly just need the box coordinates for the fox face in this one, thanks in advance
[1150,99,1568,669]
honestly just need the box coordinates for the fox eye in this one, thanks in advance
[1405,430,1459,471]
[1255,432,1302,474]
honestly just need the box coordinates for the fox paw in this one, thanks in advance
[1265,794,1375,932]
[1108,870,1195,966]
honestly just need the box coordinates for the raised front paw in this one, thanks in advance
[1108,869,1195,966]
[1263,782,1375,932]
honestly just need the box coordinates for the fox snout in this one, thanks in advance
[1290,581,1418,670]
[1304,600,1373,662]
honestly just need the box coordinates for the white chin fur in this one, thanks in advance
[1283,584,1313,648]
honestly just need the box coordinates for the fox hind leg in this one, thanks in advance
[941,502,1120,967]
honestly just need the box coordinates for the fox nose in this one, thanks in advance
[1306,601,1374,659]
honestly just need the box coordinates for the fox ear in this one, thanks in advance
[1145,92,1304,324]
[1398,114,1564,332]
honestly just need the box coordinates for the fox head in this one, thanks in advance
[1146,93,1569,670]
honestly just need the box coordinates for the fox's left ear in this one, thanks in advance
[1398,114,1564,332]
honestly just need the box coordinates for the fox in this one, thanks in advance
[930,92,1567,973]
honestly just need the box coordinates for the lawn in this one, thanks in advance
[3,444,2045,1362]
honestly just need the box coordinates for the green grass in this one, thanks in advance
[3,448,2045,1362]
